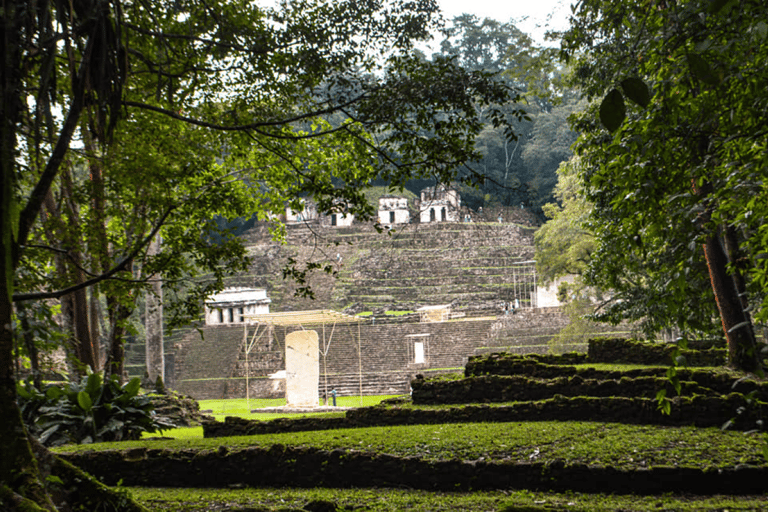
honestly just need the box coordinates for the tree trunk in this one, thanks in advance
[17,304,42,390]
[0,4,54,504]
[145,235,164,386]
[702,232,760,372]
[692,159,760,373]
[89,287,102,367]
[723,225,751,312]
[104,301,132,383]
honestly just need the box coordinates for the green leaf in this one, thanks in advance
[655,389,671,415]
[77,390,93,413]
[85,372,102,399]
[599,89,626,132]
[16,383,32,400]
[45,386,64,401]
[727,321,750,333]
[39,424,61,445]
[687,53,720,86]
[121,377,141,399]
[620,77,650,107]
[45,475,64,486]
[708,0,732,14]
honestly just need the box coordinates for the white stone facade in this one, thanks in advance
[284,330,320,408]
[322,212,355,227]
[204,287,271,326]
[536,275,576,308]
[417,185,461,223]
[377,196,410,225]
[285,199,317,223]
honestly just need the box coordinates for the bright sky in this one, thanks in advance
[436,0,574,45]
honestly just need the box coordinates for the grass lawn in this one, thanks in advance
[127,487,768,512]
[72,397,768,511]
[66,421,768,510]
[198,395,400,419]
[68,421,766,470]
[148,395,401,439]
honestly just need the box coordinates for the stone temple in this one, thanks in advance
[131,191,626,400]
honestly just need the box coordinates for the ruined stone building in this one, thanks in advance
[285,199,318,223]
[131,208,628,401]
[377,196,410,225]
[416,185,461,223]
[286,198,355,227]
[204,287,271,325]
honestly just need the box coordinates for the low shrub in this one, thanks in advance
[17,370,174,446]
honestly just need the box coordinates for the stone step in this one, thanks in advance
[318,371,411,397]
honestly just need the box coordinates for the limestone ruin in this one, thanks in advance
[204,288,271,326]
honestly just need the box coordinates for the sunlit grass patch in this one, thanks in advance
[196,395,401,421]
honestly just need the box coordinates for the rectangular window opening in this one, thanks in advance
[414,341,425,364]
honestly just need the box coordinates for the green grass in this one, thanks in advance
[147,426,203,440]
[58,421,766,471]
[126,487,768,512]
[572,362,725,372]
[198,395,399,418]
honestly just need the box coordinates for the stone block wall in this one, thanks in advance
[169,218,620,400]
[174,310,603,400]
[481,307,634,356]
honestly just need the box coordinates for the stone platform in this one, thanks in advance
[250,406,353,414]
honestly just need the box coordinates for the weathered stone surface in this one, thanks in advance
[285,330,320,408]
[149,391,213,427]
[410,374,720,404]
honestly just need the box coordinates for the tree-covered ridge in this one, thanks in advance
[429,14,581,213]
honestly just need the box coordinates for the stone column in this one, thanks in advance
[285,330,319,408]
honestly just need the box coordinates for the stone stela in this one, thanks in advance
[285,330,320,408]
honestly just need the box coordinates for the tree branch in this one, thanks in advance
[123,90,372,134]
[14,29,94,265]
[13,207,174,302]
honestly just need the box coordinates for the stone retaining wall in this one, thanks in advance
[173,312,638,400]
[174,316,498,399]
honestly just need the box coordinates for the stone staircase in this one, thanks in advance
[173,325,246,398]
[474,308,572,356]
[317,371,411,398]
[235,221,538,313]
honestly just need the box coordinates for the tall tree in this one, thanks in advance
[535,156,594,284]
[435,14,580,212]
[561,0,768,370]
[1,0,520,507]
